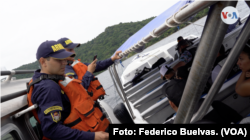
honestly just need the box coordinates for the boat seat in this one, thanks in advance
[123,57,170,88]
[127,79,166,103]
[133,82,169,113]
[141,98,175,123]
[124,58,173,91]
[124,59,173,95]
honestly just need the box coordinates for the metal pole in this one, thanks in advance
[108,67,125,102]
[112,64,136,119]
[1,90,27,103]
[1,70,35,76]
[192,14,250,122]
[174,1,237,124]
[5,70,16,82]
[1,71,11,75]
[1,70,35,81]
[14,104,38,118]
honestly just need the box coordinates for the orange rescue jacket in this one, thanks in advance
[27,76,109,139]
[71,60,106,101]
[27,79,50,140]
[59,77,109,132]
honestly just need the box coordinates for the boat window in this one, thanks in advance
[29,116,43,140]
[1,130,21,140]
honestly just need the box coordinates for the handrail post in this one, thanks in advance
[108,67,125,102]
[14,104,38,118]
[174,1,237,124]
[6,70,15,81]
[112,64,136,119]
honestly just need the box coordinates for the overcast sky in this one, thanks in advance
[0,0,180,71]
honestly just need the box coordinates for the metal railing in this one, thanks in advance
[112,64,136,119]
[1,70,35,82]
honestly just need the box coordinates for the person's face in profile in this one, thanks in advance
[237,52,250,72]
[40,57,67,75]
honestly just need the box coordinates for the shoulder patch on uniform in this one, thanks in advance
[44,106,62,114]
[66,72,75,76]
[51,111,61,123]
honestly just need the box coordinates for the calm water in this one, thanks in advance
[97,1,250,108]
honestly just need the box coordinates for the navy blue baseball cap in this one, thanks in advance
[57,37,80,49]
[36,40,75,60]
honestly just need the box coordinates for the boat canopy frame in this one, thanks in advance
[117,1,217,58]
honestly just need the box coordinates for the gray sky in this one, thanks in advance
[0,0,179,70]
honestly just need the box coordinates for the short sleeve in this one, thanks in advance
[179,50,192,63]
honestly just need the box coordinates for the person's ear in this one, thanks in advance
[164,75,168,80]
[39,57,47,69]
[169,100,174,108]
[169,100,177,110]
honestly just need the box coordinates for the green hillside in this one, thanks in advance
[13,8,209,79]
[74,17,155,63]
